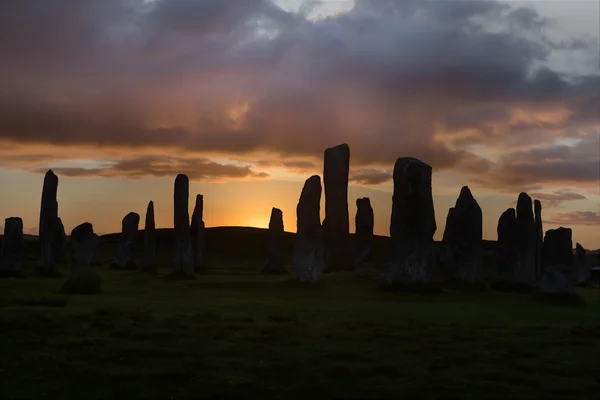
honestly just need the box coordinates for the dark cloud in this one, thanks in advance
[35,156,269,182]
[349,168,392,185]
[530,190,587,208]
[0,0,597,190]
[546,210,600,227]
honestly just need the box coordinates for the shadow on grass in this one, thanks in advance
[59,274,103,295]
[529,292,587,307]
[0,297,68,307]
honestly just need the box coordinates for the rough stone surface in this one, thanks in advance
[69,223,99,278]
[534,200,543,282]
[264,207,286,274]
[174,174,194,278]
[0,217,24,276]
[516,193,537,285]
[539,227,575,294]
[497,208,518,280]
[112,212,140,269]
[441,186,483,284]
[380,158,436,285]
[190,194,206,272]
[38,169,59,273]
[575,243,589,284]
[323,143,350,272]
[354,197,374,271]
[292,175,324,283]
[142,201,156,272]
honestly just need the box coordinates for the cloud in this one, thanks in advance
[530,190,587,208]
[33,155,270,182]
[0,0,597,190]
[546,210,600,227]
[349,168,392,185]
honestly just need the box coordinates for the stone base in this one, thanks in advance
[59,274,102,294]
[489,279,536,293]
[168,270,196,281]
[33,269,64,278]
[110,261,137,270]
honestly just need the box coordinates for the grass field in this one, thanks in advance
[1,228,599,399]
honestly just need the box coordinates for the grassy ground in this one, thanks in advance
[1,229,599,399]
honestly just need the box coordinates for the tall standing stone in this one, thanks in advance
[441,186,483,284]
[264,207,286,274]
[381,158,436,285]
[112,212,140,269]
[354,197,374,271]
[142,201,156,273]
[323,143,350,272]
[575,243,589,284]
[534,200,543,282]
[516,193,537,285]
[38,169,59,275]
[292,175,324,283]
[190,194,206,272]
[539,227,575,294]
[0,217,24,277]
[173,174,194,279]
[497,208,518,280]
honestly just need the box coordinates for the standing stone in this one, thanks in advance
[354,197,374,271]
[292,175,324,283]
[264,207,286,274]
[173,174,194,279]
[112,212,140,269]
[380,158,436,286]
[534,200,543,282]
[142,201,156,273]
[497,208,518,280]
[190,194,206,272]
[54,217,68,264]
[38,169,59,275]
[61,222,101,294]
[0,217,24,277]
[441,186,483,284]
[323,143,350,272]
[516,193,537,285]
[539,227,575,294]
[575,243,589,284]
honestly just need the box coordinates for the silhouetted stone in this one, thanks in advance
[354,197,374,271]
[173,174,194,279]
[38,169,59,274]
[534,199,543,282]
[264,207,286,274]
[441,186,483,284]
[112,212,140,269]
[516,193,537,285]
[55,217,68,263]
[575,243,589,284]
[324,143,350,272]
[292,175,324,283]
[61,222,101,294]
[539,227,575,294]
[0,217,24,277]
[380,158,436,286]
[497,208,518,280]
[142,201,156,273]
[190,194,206,272]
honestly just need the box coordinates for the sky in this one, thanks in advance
[0,0,598,249]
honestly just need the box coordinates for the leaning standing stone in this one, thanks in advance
[190,194,206,272]
[60,222,101,294]
[539,227,575,294]
[173,174,194,279]
[292,175,324,283]
[380,157,436,286]
[323,143,351,272]
[264,207,286,274]
[112,212,140,269]
[354,197,375,271]
[142,201,156,273]
[0,217,24,277]
[38,169,59,275]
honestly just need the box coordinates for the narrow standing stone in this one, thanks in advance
[497,208,518,281]
[323,143,350,272]
[380,157,436,286]
[354,197,374,271]
[55,217,68,264]
[0,217,24,277]
[575,243,589,284]
[38,170,59,275]
[142,201,156,273]
[516,193,537,285]
[534,199,543,282]
[264,207,286,274]
[292,175,324,283]
[173,174,194,279]
[441,186,483,284]
[539,227,575,294]
[112,212,140,269]
[190,194,206,272]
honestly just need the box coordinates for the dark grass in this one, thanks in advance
[59,273,103,295]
